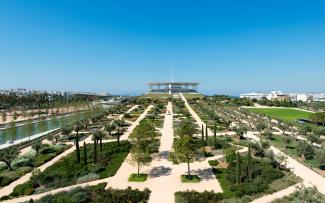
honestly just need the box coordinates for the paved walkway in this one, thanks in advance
[251,183,302,203]
[180,93,213,135]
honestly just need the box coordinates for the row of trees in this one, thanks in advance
[0,93,93,110]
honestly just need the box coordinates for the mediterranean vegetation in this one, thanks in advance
[30,183,151,203]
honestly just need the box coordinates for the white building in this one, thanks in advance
[240,93,266,100]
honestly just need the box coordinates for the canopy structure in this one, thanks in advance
[147,82,199,94]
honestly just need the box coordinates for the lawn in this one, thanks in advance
[247,108,312,121]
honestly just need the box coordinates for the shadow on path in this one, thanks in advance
[149,166,172,178]
[192,168,215,181]
[156,151,170,160]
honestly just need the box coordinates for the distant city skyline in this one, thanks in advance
[1,1,325,95]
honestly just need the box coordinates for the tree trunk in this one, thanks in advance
[137,162,140,177]
[100,138,102,151]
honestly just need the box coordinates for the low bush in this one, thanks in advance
[11,157,33,169]
[175,190,224,203]
[128,173,148,182]
[76,173,99,184]
[181,175,200,183]
[208,160,219,167]
[0,166,32,187]
[33,184,151,203]
[11,181,37,197]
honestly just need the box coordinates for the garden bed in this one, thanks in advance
[9,141,130,197]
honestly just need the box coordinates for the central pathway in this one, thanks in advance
[105,102,222,203]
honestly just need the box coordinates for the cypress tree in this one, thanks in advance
[75,133,80,163]
[213,122,217,147]
[236,152,241,184]
[93,138,97,164]
[201,124,205,147]
[205,125,208,146]
[247,144,252,181]
[83,141,87,165]
[99,131,103,151]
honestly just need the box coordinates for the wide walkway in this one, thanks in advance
[179,93,213,135]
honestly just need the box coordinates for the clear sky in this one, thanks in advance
[1,0,325,95]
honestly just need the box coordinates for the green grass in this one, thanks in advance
[181,175,201,183]
[128,173,148,182]
[247,108,312,121]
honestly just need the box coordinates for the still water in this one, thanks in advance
[0,113,86,144]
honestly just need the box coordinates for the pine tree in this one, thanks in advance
[236,152,241,184]
[83,141,87,166]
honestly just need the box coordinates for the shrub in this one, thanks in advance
[208,160,219,167]
[128,173,148,182]
[16,141,130,193]
[76,173,99,184]
[297,142,315,160]
[11,181,37,197]
[34,185,151,203]
[175,190,224,203]
[181,175,201,183]
[11,157,33,169]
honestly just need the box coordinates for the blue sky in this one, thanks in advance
[0,0,325,95]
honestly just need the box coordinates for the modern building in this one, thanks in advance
[147,82,199,94]
[240,93,266,100]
